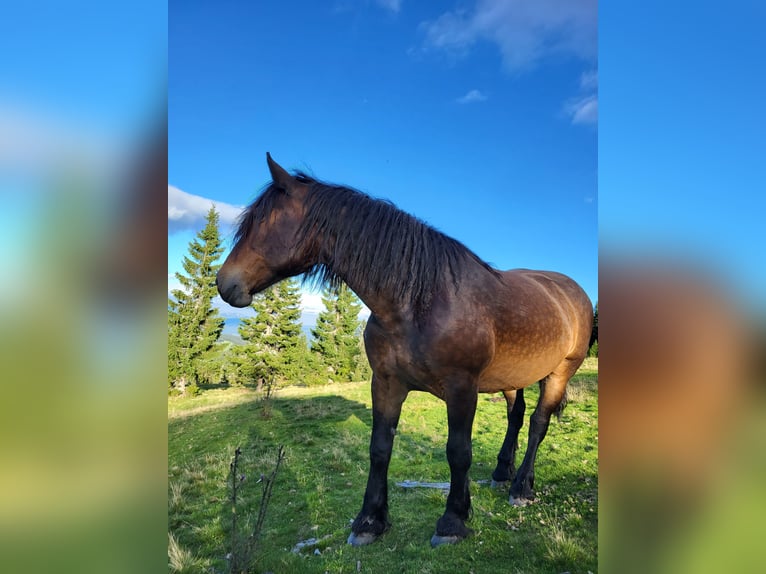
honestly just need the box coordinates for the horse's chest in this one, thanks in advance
[366,332,439,390]
[384,344,433,386]
[366,314,490,397]
[385,339,477,398]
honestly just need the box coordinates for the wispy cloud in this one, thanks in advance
[567,95,598,125]
[168,185,243,234]
[579,69,598,91]
[564,69,598,126]
[456,89,488,104]
[421,0,597,72]
[374,0,401,13]
[335,0,401,14]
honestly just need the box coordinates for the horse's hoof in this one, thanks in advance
[509,495,533,507]
[347,531,378,547]
[430,533,463,547]
[490,479,509,489]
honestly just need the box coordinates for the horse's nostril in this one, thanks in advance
[216,274,234,301]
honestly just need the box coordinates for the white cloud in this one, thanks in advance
[300,291,325,314]
[564,69,598,126]
[168,185,243,234]
[167,273,183,294]
[567,95,598,125]
[335,0,401,14]
[375,0,401,13]
[456,89,488,104]
[421,0,597,72]
[301,289,371,320]
[580,69,598,91]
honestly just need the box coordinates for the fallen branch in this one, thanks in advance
[396,479,491,491]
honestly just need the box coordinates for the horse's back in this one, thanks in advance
[504,268,592,329]
[477,268,592,393]
[507,268,592,354]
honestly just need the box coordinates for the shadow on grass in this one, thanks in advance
[169,393,374,571]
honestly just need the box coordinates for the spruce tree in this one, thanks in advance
[311,283,365,382]
[236,277,305,388]
[168,206,225,393]
[351,321,373,382]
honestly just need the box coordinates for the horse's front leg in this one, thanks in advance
[431,378,478,547]
[348,375,408,546]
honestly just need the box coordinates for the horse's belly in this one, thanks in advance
[478,356,559,393]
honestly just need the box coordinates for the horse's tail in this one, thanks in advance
[540,379,568,422]
[553,387,568,422]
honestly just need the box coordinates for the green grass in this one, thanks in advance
[169,361,598,573]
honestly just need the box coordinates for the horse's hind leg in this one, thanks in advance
[491,389,525,487]
[509,358,579,506]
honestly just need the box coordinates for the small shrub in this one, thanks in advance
[186,383,201,397]
[227,444,286,574]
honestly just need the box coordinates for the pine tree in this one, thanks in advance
[168,206,225,393]
[311,283,365,382]
[236,278,305,388]
[351,320,373,382]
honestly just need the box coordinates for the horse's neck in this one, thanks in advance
[311,212,454,323]
[330,267,403,323]
[315,243,406,323]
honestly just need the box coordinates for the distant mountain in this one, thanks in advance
[220,316,316,343]
[221,318,241,337]
[219,332,244,345]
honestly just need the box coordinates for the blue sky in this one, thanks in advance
[599,2,765,316]
[169,0,598,323]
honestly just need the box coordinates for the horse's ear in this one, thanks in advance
[266,152,295,193]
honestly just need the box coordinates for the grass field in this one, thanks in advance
[168,358,597,573]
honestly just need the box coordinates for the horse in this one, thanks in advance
[217,154,593,547]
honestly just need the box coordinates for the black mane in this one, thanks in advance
[235,172,499,314]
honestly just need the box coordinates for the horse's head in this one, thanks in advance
[217,153,311,307]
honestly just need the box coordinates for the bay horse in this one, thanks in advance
[217,154,593,547]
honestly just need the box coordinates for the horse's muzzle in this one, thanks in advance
[216,272,253,308]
